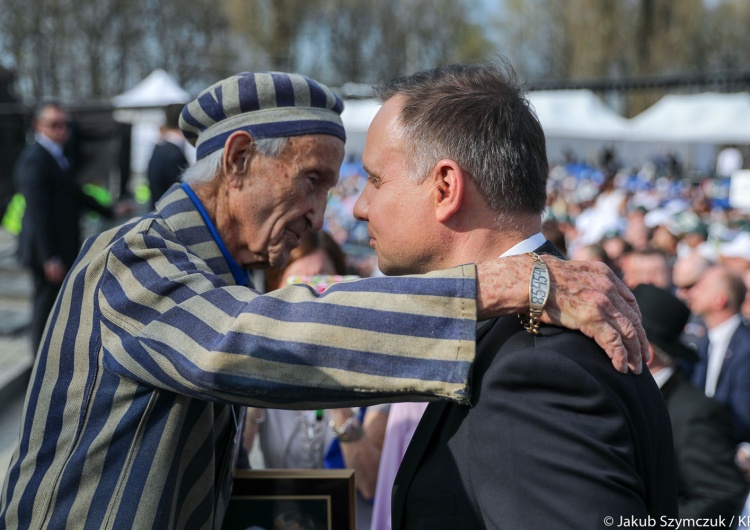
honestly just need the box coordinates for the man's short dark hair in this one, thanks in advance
[719,268,747,313]
[373,60,548,221]
[33,100,66,122]
[164,103,184,130]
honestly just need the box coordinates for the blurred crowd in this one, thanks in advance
[542,153,750,303]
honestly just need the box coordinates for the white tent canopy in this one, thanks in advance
[628,92,750,144]
[340,98,381,161]
[527,90,630,140]
[338,92,631,163]
[112,70,194,174]
[112,68,191,109]
[524,90,630,165]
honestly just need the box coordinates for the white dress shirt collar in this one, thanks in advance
[705,313,742,397]
[36,132,65,159]
[499,232,546,258]
[651,366,675,389]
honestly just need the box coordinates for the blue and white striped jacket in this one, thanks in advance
[1,185,477,529]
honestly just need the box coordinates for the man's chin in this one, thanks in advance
[266,247,292,269]
[375,260,412,277]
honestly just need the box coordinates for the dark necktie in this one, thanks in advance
[57,154,70,171]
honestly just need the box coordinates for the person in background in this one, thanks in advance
[370,401,428,530]
[673,252,713,303]
[688,265,750,443]
[14,101,131,354]
[148,103,189,209]
[717,232,750,275]
[245,231,388,530]
[650,224,680,264]
[621,248,672,290]
[571,243,610,267]
[716,145,743,178]
[624,207,651,252]
[635,284,747,520]
[601,234,632,279]
[541,218,567,256]
[676,223,709,259]
[672,251,712,350]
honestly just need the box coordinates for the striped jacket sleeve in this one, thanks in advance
[98,220,478,408]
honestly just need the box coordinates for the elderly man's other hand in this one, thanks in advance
[43,256,67,284]
[476,255,648,374]
[113,200,135,218]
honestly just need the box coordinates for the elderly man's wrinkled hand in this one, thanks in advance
[541,256,649,374]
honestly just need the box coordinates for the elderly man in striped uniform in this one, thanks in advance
[1,72,646,529]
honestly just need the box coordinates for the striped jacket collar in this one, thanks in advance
[153,183,240,287]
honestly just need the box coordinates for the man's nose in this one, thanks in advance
[308,195,326,232]
[353,187,370,222]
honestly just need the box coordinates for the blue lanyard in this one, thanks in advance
[181,183,249,286]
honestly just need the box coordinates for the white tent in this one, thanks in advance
[340,98,381,161]
[339,91,632,165]
[625,92,750,173]
[628,92,750,144]
[112,68,191,109]
[111,69,194,174]
[527,90,630,140]
[526,90,630,165]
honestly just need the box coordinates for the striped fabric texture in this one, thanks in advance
[179,72,346,161]
[0,185,477,530]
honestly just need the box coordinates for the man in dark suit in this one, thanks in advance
[688,265,750,443]
[352,62,677,529]
[147,103,188,209]
[15,102,127,353]
[635,284,747,520]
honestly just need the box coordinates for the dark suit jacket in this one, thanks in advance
[690,322,750,442]
[392,242,678,529]
[15,141,112,270]
[661,370,748,520]
[147,140,187,209]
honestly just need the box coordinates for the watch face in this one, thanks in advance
[530,262,550,308]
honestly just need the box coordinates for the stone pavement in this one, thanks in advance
[0,228,33,487]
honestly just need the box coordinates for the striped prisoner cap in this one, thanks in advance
[179,71,346,160]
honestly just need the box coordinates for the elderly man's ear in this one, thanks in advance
[432,160,466,223]
[223,131,255,187]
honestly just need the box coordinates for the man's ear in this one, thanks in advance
[223,131,255,188]
[431,159,465,223]
[645,343,656,369]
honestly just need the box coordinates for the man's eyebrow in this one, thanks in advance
[362,164,380,181]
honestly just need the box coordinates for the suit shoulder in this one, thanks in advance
[732,323,750,345]
[479,322,667,417]
[478,317,636,378]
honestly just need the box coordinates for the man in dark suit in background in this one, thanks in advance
[635,284,747,520]
[688,265,750,443]
[147,103,188,209]
[353,62,677,529]
[15,102,129,353]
